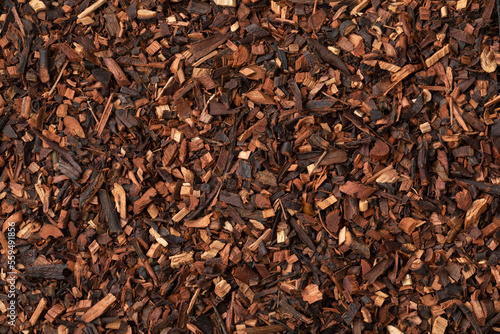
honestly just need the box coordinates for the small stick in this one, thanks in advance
[96,92,115,136]
[458,304,483,334]
[457,178,500,196]
[31,127,82,174]
[43,60,69,98]
[322,91,351,106]
[98,189,122,233]
[318,213,336,239]
[200,93,217,115]
[313,0,319,13]
[211,298,229,334]
[448,96,454,127]
[77,0,107,19]
[184,182,222,221]
[187,287,201,314]
[155,76,175,101]
[226,292,234,333]
[246,325,286,334]
[39,48,50,83]
[0,108,12,133]
[130,237,159,286]
[366,163,395,183]
[279,199,288,220]
[308,150,327,176]
[289,0,334,3]
[87,101,99,123]
[445,218,463,243]
[482,312,500,333]
[11,7,25,38]
[29,298,47,326]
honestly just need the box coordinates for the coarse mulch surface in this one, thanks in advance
[2,0,500,333]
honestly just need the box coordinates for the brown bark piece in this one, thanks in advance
[398,217,415,235]
[133,188,157,215]
[455,189,472,210]
[63,116,85,138]
[38,224,64,239]
[302,284,323,304]
[340,181,376,200]
[103,58,131,86]
[5,0,500,332]
[162,143,179,167]
[370,140,390,160]
[185,213,213,228]
[190,34,228,60]
[95,93,115,136]
[464,198,488,229]
[345,229,370,258]
[29,298,47,326]
[81,293,117,323]
[45,304,65,323]
[364,258,394,284]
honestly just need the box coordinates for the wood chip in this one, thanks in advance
[81,294,117,323]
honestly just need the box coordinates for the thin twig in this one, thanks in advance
[458,304,483,334]
[322,91,351,106]
[155,76,175,101]
[0,108,12,133]
[187,287,201,315]
[309,150,327,176]
[482,312,500,333]
[87,101,98,123]
[279,198,288,220]
[184,182,222,221]
[318,212,336,239]
[211,298,229,334]
[31,127,82,174]
[44,60,69,98]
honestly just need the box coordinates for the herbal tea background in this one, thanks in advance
[1,0,500,333]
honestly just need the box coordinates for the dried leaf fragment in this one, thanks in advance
[133,188,157,215]
[111,183,127,219]
[39,224,64,239]
[63,116,85,138]
[464,198,488,229]
[244,90,275,105]
[481,47,497,73]
[375,168,399,183]
[185,213,213,228]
